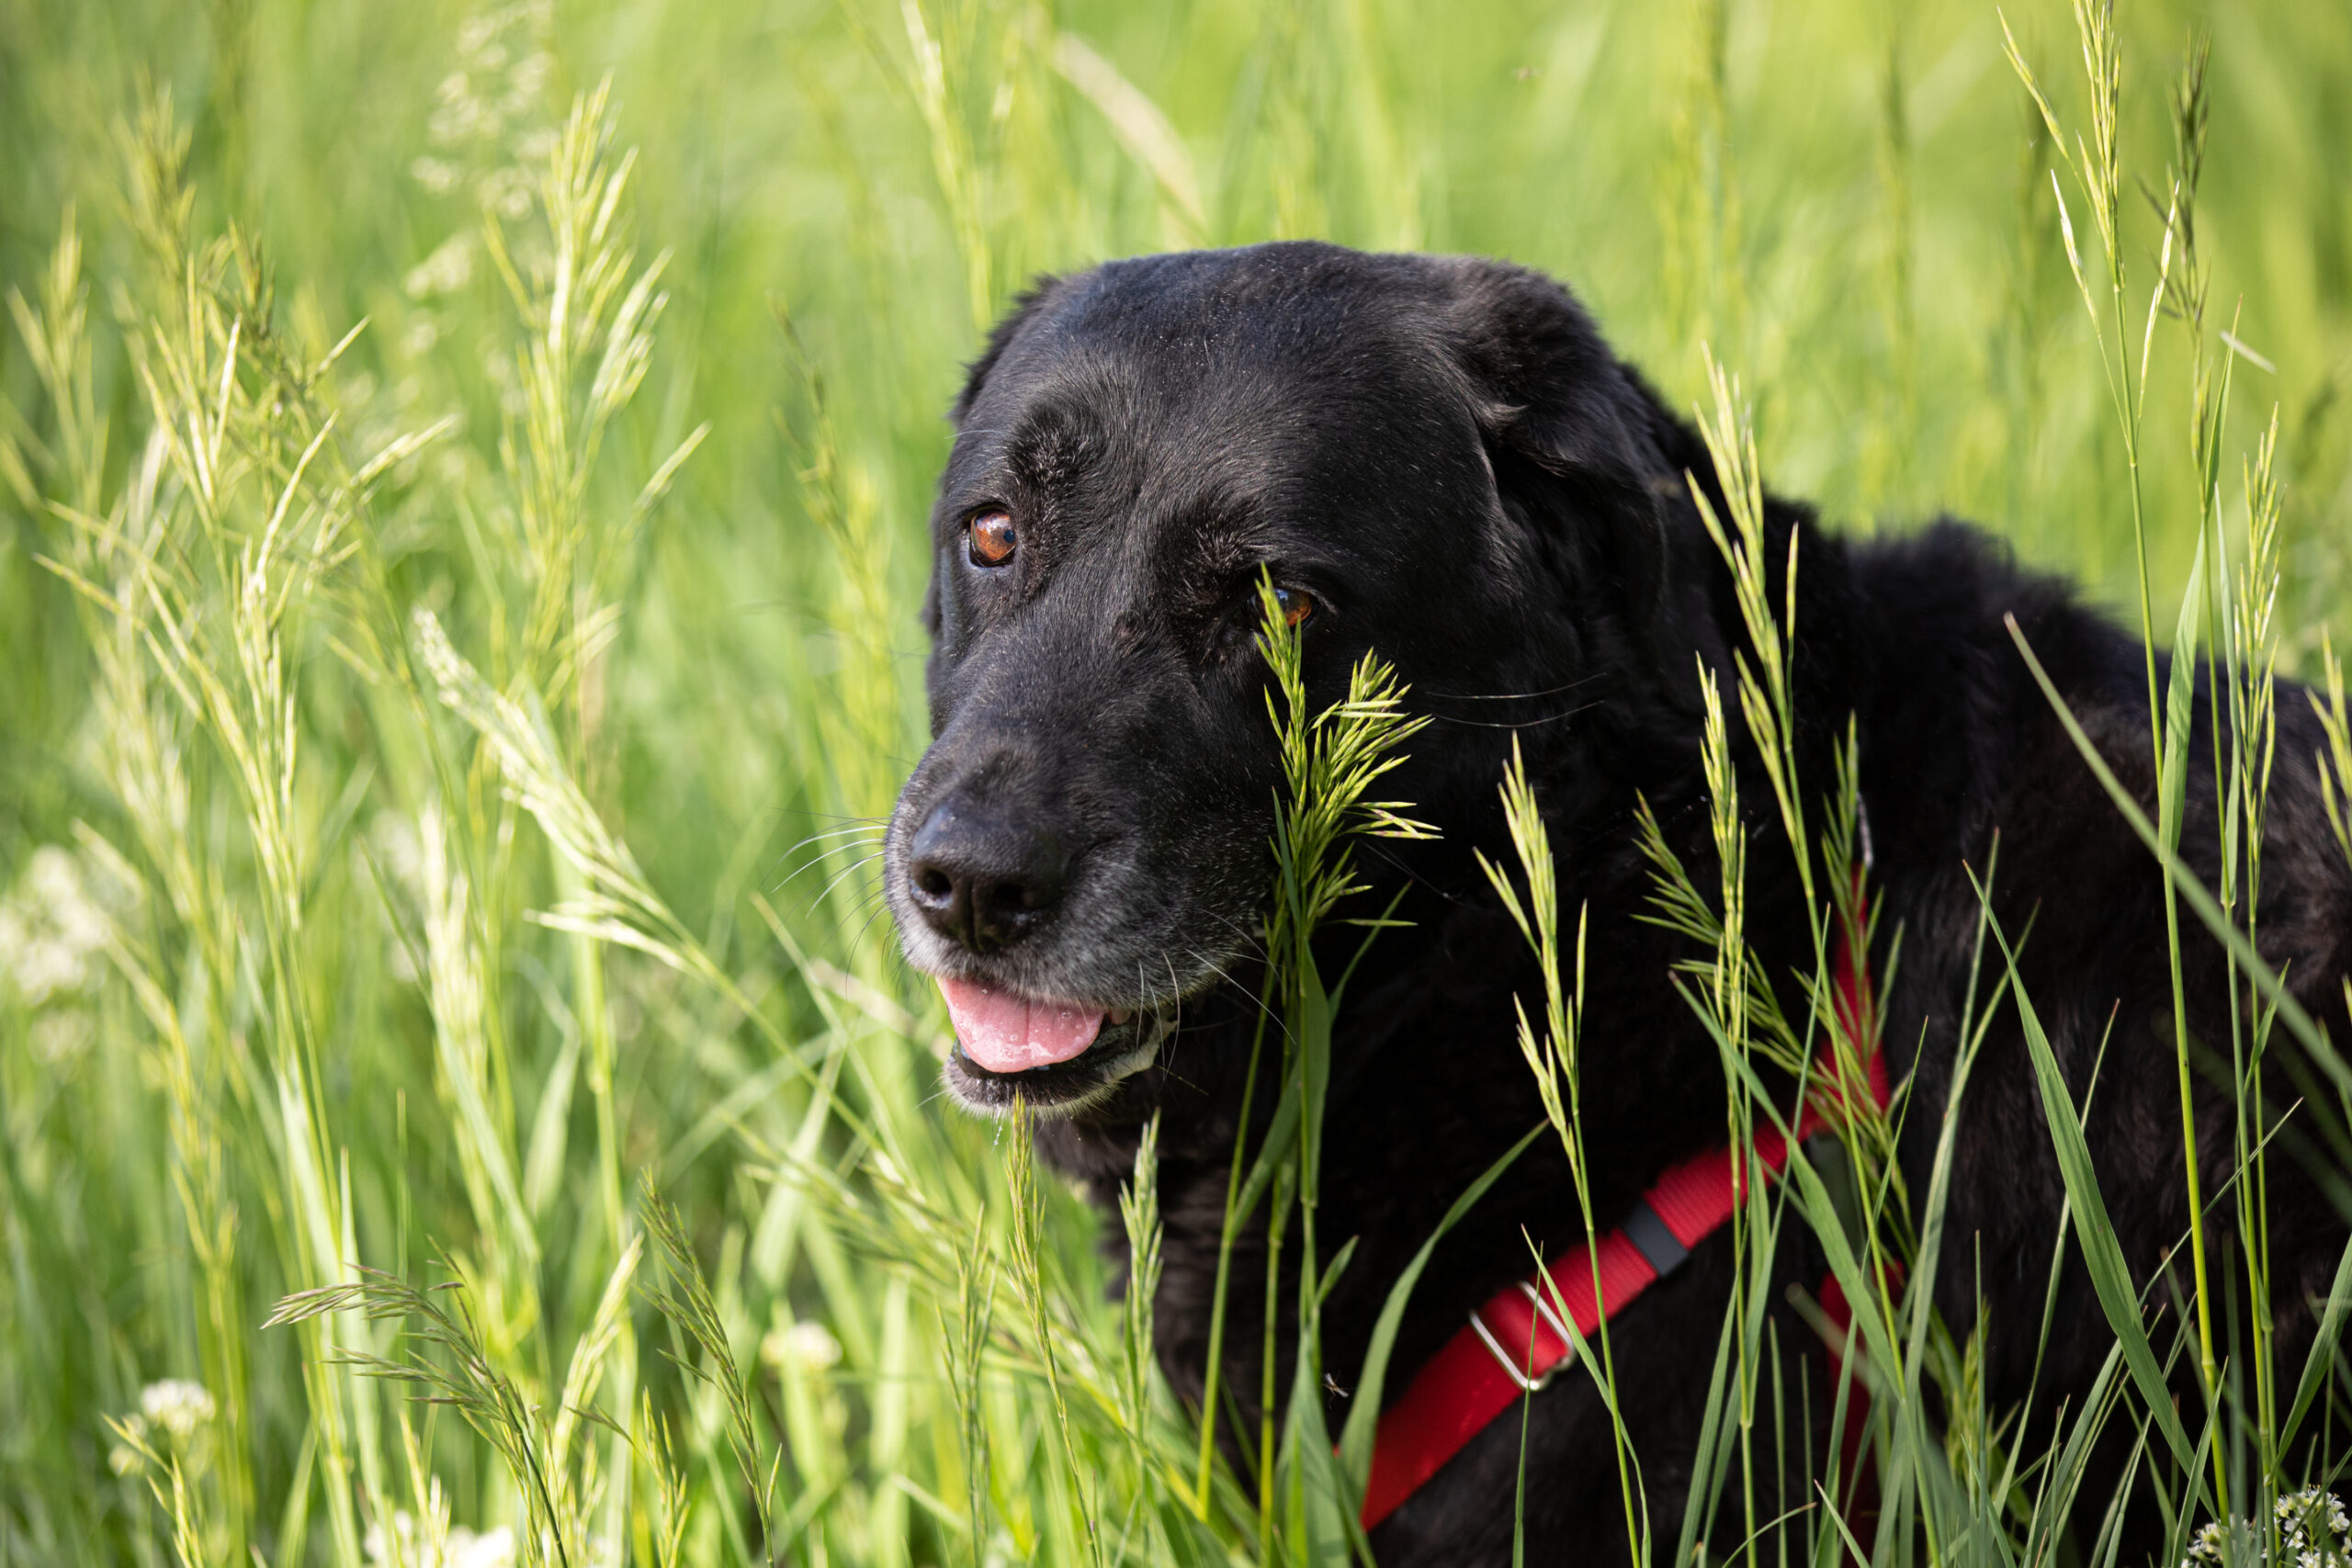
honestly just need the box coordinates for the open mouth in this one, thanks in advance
[934,975,1170,1111]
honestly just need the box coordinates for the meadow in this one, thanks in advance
[3,0,2350,1563]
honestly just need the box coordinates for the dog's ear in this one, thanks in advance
[951,275,1064,424]
[1439,259,1713,655]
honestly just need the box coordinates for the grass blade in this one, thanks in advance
[1981,906,2199,1476]
[1334,1121,1547,1493]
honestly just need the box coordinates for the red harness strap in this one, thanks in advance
[1359,913,1887,1531]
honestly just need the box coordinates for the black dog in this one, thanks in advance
[883,242,2352,1563]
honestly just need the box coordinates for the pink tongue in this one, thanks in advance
[938,976,1105,1074]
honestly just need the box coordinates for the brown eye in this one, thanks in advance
[1275,586,1316,627]
[967,510,1016,567]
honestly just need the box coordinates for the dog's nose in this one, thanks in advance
[905,796,1069,953]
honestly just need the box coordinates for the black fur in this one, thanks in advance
[883,242,2352,1563]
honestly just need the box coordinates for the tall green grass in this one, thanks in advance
[1,0,2348,1563]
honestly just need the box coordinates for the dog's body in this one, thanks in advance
[884,243,2352,1563]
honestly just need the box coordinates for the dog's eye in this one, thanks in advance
[1274,586,1317,628]
[967,510,1016,568]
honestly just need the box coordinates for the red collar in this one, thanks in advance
[1360,908,1886,1530]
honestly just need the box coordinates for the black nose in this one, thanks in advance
[905,795,1069,953]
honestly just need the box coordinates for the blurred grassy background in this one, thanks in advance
[6,0,2351,882]
[0,0,2346,1562]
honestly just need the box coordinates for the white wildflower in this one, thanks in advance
[473,166,534,220]
[412,156,462,195]
[139,1379,215,1439]
[365,1511,416,1566]
[368,812,427,903]
[448,1525,516,1568]
[364,812,427,984]
[1,846,111,1005]
[762,1319,842,1373]
[2197,1493,2352,1568]
[403,233,478,300]
[30,1009,92,1065]
[505,52,552,107]
[402,314,443,358]
[367,1506,514,1568]
[430,94,495,149]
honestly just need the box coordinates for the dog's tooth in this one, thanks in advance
[1108,1008,1136,1025]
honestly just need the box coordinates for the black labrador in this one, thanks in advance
[882,241,2352,1564]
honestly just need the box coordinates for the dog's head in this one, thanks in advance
[887,243,1711,1113]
